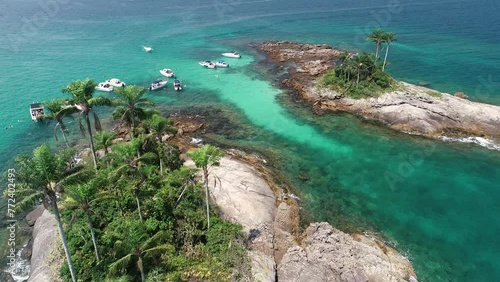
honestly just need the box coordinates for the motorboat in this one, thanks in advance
[106,78,126,87]
[95,82,114,92]
[160,68,175,77]
[222,51,241,58]
[30,103,44,122]
[143,46,153,52]
[199,61,216,69]
[149,79,167,91]
[173,79,182,91]
[214,60,229,68]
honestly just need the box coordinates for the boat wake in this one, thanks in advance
[440,136,500,151]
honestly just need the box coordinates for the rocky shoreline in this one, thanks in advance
[256,41,500,146]
[176,115,418,281]
[20,113,418,281]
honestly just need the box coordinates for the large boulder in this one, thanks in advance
[28,210,63,282]
[25,206,45,226]
[278,223,417,282]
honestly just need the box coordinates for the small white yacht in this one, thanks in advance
[214,60,229,68]
[160,68,175,77]
[173,79,182,91]
[222,51,241,58]
[143,46,153,52]
[106,78,126,87]
[30,103,44,122]
[149,79,167,91]
[95,82,114,92]
[199,61,216,69]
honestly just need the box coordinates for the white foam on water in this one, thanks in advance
[440,136,500,151]
[4,247,30,282]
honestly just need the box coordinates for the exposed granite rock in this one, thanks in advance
[28,210,63,282]
[312,83,500,140]
[257,41,500,144]
[25,206,45,226]
[278,223,417,282]
[20,238,33,261]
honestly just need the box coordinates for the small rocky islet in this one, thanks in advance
[256,41,500,145]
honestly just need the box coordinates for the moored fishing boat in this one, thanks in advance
[199,61,216,68]
[143,46,153,52]
[106,78,126,87]
[160,68,175,77]
[221,51,241,58]
[149,79,168,91]
[30,103,44,121]
[173,79,182,91]
[214,60,229,68]
[95,82,114,92]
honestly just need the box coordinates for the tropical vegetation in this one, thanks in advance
[5,79,251,281]
[321,29,397,98]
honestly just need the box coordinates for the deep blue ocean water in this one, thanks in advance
[1,0,499,281]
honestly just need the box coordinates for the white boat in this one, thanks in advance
[214,60,229,68]
[160,68,175,77]
[30,103,44,122]
[149,79,167,91]
[222,51,241,58]
[143,46,153,52]
[95,82,114,92]
[199,61,216,69]
[106,78,126,87]
[173,79,182,91]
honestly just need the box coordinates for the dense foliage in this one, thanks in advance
[320,29,397,99]
[9,79,251,281]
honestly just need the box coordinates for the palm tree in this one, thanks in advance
[142,113,177,175]
[94,130,116,154]
[112,85,154,136]
[187,144,224,229]
[63,179,106,262]
[108,138,158,222]
[13,144,80,282]
[62,79,112,169]
[108,221,173,282]
[367,29,386,59]
[382,32,397,71]
[37,99,78,148]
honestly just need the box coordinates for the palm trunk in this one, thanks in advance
[131,109,136,137]
[375,43,380,59]
[203,167,210,229]
[383,43,391,71]
[356,70,360,87]
[135,193,143,222]
[59,123,70,148]
[138,256,145,282]
[85,209,100,262]
[85,114,98,169]
[51,198,77,282]
[159,159,163,175]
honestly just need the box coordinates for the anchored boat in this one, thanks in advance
[173,79,182,91]
[149,79,167,91]
[30,103,45,122]
[222,51,241,58]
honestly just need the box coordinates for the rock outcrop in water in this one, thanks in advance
[257,41,500,144]
[187,148,417,281]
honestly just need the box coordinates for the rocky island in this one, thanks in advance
[257,41,500,146]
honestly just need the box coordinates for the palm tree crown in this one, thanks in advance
[62,79,112,169]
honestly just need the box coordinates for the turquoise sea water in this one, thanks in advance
[1,0,500,281]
